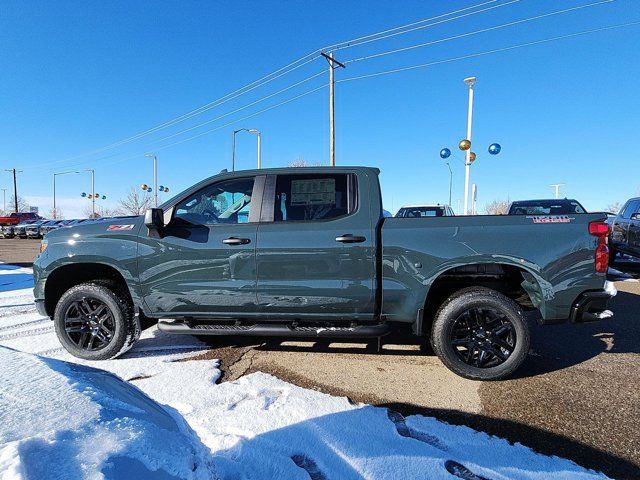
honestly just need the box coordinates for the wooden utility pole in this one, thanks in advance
[4,169,19,213]
[321,52,345,167]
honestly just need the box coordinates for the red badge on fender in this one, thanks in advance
[107,224,135,231]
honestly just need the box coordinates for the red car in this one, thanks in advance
[0,212,42,226]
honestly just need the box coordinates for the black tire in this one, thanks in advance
[53,281,139,360]
[430,287,530,381]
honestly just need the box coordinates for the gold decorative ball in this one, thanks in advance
[458,139,471,151]
[469,152,476,163]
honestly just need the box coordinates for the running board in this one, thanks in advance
[157,320,392,338]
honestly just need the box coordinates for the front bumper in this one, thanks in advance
[570,281,617,323]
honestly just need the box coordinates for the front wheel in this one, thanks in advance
[430,287,530,381]
[54,282,139,360]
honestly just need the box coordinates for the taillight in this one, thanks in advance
[589,221,610,273]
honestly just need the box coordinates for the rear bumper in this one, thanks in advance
[569,281,617,323]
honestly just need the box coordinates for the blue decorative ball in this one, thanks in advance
[81,192,87,197]
[488,143,501,155]
[440,148,451,159]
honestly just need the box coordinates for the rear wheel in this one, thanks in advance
[54,282,138,360]
[430,287,530,381]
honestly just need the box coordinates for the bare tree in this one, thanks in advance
[7,195,30,213]
[83,204,119,219]
[484,199,510,215]
[289,157,321,167]
[116,187,152,216]
[606,201,623,214]
[49,207,64,220]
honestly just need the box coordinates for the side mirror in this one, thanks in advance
[144,208,164,228]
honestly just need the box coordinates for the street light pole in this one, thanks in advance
[53,171,79,219]
[445,162,453,207]
[145,154,158,207]
[248,129,261,168]
[549,183,565,199]
[463,76,476,215]
[1,189,6,213]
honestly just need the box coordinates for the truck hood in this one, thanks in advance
[44,216,143,243]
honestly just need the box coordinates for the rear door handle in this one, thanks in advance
[335,234,366,243]
[222,237,251,245]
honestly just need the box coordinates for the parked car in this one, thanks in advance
[13,220,38,238]
[395,204,455,217]
[34,166,614,381]
[0,224,16,238]
[0,211,42,226]
[25,220,49,239]
[609,197,640,261]
[508,199,587,215]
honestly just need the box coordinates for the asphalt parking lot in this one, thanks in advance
[2,239,638,479]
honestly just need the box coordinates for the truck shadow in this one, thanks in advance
[516,288,640,377]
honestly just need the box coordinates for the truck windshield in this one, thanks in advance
[396,207,445,218]
[508,200,586,215]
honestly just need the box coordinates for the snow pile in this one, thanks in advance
[0,347,216,480]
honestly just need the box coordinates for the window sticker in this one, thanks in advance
[290,178,336,206]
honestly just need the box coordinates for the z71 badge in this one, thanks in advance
[530,215,573,224]
[107,224,135,231]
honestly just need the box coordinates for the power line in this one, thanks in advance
[27,0,523,170]
[325,0,505,51]
[41,20,639,173]
[338,21,640,84]
[344,0,615,64]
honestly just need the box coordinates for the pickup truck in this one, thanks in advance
[0,212,41,226]
[33,166,616,380]
[609,196,640,261]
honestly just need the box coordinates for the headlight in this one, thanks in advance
[39,240,48,254]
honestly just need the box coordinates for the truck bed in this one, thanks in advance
[380,213,608,323]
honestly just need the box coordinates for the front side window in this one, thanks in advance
[621,200,640,219]
[174,177,255,226]
[274,173,356,222]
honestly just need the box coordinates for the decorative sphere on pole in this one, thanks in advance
[458,139,471,151]
[439,148,451,159]
[488,143,501,155]
[469,152,477,163]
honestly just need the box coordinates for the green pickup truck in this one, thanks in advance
[33,166,615,380]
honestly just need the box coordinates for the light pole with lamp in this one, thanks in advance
[232,128,262,171]
[1,189,6,213]
[53,171,79,219]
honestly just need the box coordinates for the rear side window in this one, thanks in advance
[274,173,357,222]
[621,200,640,219]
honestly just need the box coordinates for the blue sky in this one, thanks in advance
[1,0,639,217]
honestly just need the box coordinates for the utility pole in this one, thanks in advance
[321,52,345,167]
[549,183,565,199]
[463,77,476,215]
[4,169,21,213]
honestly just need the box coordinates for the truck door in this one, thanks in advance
[611,200,638,252]
[628,202,640,254]
[137,175,260,316]
[255,172,377,320]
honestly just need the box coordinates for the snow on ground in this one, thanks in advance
[0,267,611,479]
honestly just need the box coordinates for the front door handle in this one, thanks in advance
[335,234,366,243]
[223,237,251,246]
